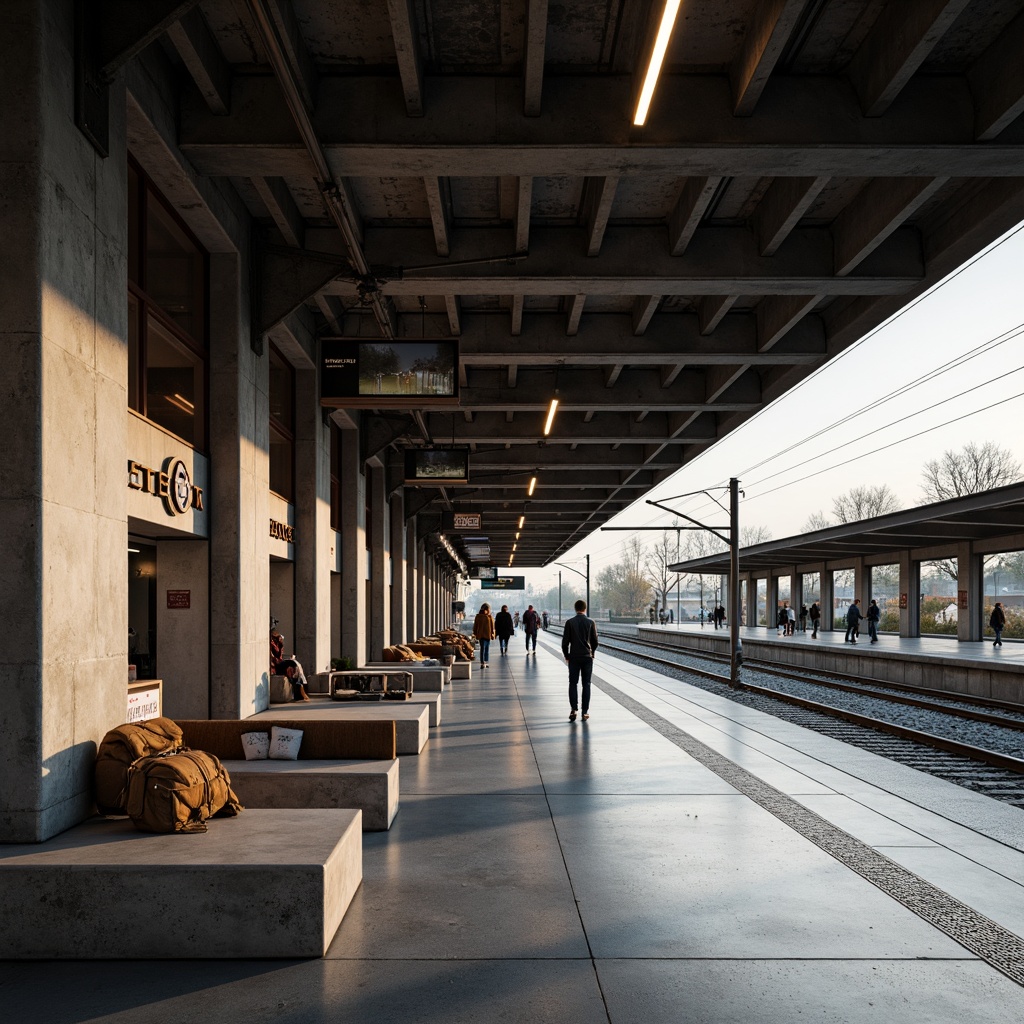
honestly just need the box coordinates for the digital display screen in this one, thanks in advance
[321,339,459,407]
[404,447,470,485]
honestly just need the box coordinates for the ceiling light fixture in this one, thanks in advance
[518,515,525,528]
[512,543,517,552]
[528,477,537,496]
[634,0,681,126]
[543,397,558,436]
[166,393,196,415]
[515,532,520,540]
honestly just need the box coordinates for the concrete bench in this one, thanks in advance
[405,692,442,727]
[364,662,449,691]
[256,703,430,755]
[0,809,361,958]
[450,661,472,680]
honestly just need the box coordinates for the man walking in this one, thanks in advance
[809,601,821,639]
[991,602,1006,647]
[562,599,599,722]
[866,599,881,643]
[495,604,514,655]
[845,600,863,643]
[522,605,541,653]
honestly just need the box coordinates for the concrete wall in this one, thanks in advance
[0,0,129,841]
[157,539,210,719]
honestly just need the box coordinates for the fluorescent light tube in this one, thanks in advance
[543,398,558,436]
[634,0,681,126]
[528,477,537,496]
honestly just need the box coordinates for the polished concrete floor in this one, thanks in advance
[4,634,1024,1022]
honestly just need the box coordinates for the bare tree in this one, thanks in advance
[741,525,773,546]
[921,441,1022,502]
[802,510,832,532]
[831,485,901,523]
[644,528,682,616]
[597,535,652,616]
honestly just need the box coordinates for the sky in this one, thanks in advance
[494,218,1024,598]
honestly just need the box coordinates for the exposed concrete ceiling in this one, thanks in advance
[152,0,1024,567]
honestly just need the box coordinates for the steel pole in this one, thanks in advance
[558,571,562,622]
[729,476,742,688]
[586,554,590,612]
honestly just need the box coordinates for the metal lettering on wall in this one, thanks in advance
[270,519,295,543]
[128,458,204,516]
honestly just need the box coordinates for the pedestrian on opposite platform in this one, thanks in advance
[562,599,599,722]
[845,600,863,643]
[867,599,881,643]
[522,605,541,653]
[542,610,549,630]
[474,603,496,667]
[513,610,520,629]
[786,604,796,636]
[809,601,821,638]
[799,604,808,632]
[495,604,514,655]
[991,602,1006,647]
[777,603,789,636]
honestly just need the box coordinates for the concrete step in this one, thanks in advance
[226,758,399,831]
[257,702,430,754]
[0,809,362,958]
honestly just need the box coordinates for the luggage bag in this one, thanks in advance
[95,717,184,815]
[126,749,243,834]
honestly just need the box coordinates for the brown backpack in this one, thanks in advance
[94,717,184,815]
[126,749,243,834]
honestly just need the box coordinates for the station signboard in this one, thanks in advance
[443,511,483,531]
[480,576,525,590]
[471,566,497,579]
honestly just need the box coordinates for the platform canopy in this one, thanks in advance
[152,0,1024,566]
[669,483,1024,575]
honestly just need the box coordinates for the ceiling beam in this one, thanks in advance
[631,295,660,335]
[510,294,524,335]
[697,294,738,335]
[731,0,810,116]
[583,175,619,256]
[423,177,450,256]
[386,0,424,116]
[668,177,722,256]
[833,177,948,276]
[752,175,829,256]
[251,176,304,247]
[515,176,533,253]
[523,0,549,116]
[566,294,586,335]
[756,294,822,351]
[165,6,231,115]
[848,0,972,117]
[969,8,1024,141]
[312,225,922,299]
[261,0,318,112]
[180,74,1024,180]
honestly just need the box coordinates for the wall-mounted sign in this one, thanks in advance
[443,511,482,531]
[481,576,525,590]
[127,680,162,723]
[270,519,295,543]
[899,593,908,609]
[958,589,968,609]
[166,590,191,609]
[128,458,204,516]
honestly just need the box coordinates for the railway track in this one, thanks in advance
[557,626,1024,807]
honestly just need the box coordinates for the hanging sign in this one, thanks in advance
[442,511,482,531]
[481,576,525,590]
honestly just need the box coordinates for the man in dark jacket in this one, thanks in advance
[494,605,514,655]
[991,602,1006,646]
[845,599,863,643]
[522,605,541,653]
[866,599,881,643]
[809,602,821,639]
[561,600,599,721]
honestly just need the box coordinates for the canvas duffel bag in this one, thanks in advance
[95,717,184,815]
[126,749,243,834]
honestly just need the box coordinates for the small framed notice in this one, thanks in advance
[166,590,191,609]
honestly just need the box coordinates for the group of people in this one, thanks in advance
[473,600,599,721]
[473,604,542,665]
[842,598,880,643]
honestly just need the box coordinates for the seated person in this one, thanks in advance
[276,657,311,701]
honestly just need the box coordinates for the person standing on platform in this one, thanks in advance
[845,599,863,643]
[786,604,796,636]
[991,602,1006,646]
[513,610,520,629]
[522,605,540,653]
[542,610,549,630]
[867,599,881,643]
[809,601,821,639]
[495,604,514,656]
[799,604,808,632]
[562,599,599,722]
[777,603,789,636]
[474,603,496,667]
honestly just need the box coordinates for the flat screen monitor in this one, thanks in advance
[320,339,459,407]
[404,447,470,486]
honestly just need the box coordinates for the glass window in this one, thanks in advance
[870,564,900,632]
[128,292,140,411]
[984,552,1023,640]
[832,568,854,622]
[755,578,767,626]
[919,558,958,635]
[802,572,820,605]
[145,192,204,341]
[145,315,204,447]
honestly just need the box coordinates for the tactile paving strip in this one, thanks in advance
[595,676,1024,987]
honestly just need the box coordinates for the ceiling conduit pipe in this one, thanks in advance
[246,0,395,339]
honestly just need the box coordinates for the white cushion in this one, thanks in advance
[239,731,270,760]
[268,725,303,760]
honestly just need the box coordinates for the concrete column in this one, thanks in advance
[389,490,406,644]
[339,427,366,662]
[789,567,803,621]
[852,557,867,610]
[820,571,835,632]
[767,576,779,629]
[405,516,417,642]
[209,253,269,719]
[158,540,210,719]
[899,552,916,637]
[416,539,426,637]
[368,464,387,660]
[0,3,128,839]
[957,541,981,642]
[294,369,331,676]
